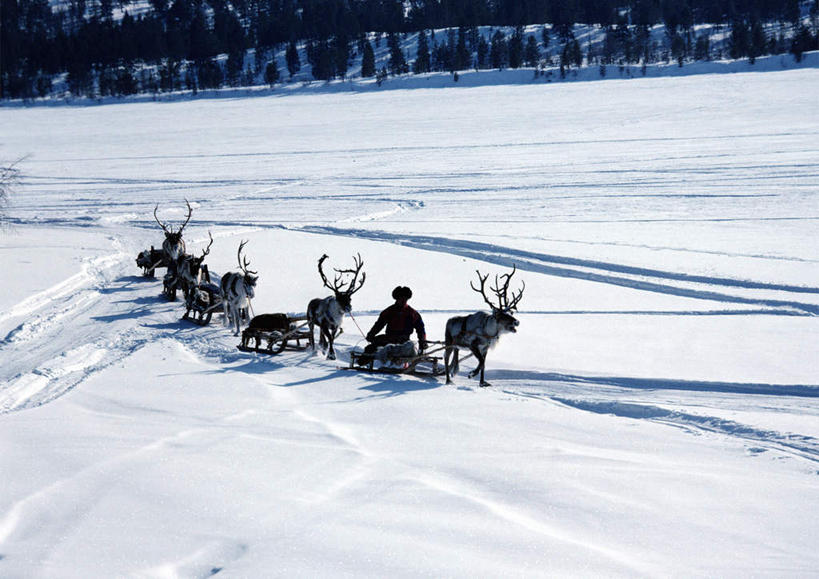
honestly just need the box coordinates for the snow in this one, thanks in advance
[1,67,818,576]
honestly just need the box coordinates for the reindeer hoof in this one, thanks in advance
[480,382,491,387]
[327,353,336,361]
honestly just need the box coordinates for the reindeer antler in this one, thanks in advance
[154,201,192,234]
[317,254,338,291]
[471,270,496,310]
[317,254,366,295]
[179,199,193,233]
[471,265,525,313]
[154,204,170,234]
[492,264,525,312]
[238,240,257,275]
[200,231,213,259]
[336,253,366,296]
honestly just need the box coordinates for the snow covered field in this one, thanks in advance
[1,69,818,577]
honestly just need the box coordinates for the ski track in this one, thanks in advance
[0,251,124,327]
[475,232,819,264]
[550,397,819,465]
[297,226,819,315]
[0,239,147,413]
[487,370,819,466]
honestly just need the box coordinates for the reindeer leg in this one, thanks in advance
[468,342,489,386]
[326,324,336,360]
[319,323,329,351]
[444,345,455,384]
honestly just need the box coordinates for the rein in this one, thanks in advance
[348,311,367,339]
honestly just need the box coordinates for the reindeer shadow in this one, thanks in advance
[92,307,155,322]
[220,356,286,375]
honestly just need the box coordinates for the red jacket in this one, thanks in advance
[367,303,426,343]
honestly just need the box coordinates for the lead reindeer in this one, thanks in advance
[220,240,258,335]
[307,254,365,360]
[445,266,525,387]
[154,200,192,263]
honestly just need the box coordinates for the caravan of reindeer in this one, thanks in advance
[136,204,523,386]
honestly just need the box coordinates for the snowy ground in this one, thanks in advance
[1,69,818,577]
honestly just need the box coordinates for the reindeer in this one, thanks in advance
[154,200,192,263]
[155,200,193,300]
[444,265,524,387]
[307,254,365,360]
[179,232,213,319]
[220,240,258,335]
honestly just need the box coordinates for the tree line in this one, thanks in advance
[2,0,818,98]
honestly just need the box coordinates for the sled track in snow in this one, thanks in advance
[551,397,819,465]
[486,376,819,465]
[298,226,819,316]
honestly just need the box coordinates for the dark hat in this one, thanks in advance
[392,286,412,300]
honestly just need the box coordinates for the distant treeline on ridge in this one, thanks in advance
[2,0,818,99]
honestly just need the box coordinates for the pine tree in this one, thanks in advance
[444,28,456,71]
[749,20,767,63]
[311,40,334,80]
[524,35,540,66]
[476,34,489,68]
[264,59,279,85]
[455,27,470,71]
[490,30,507,69]
[730,19,750,59]
[286,40,300,78]
[334,34,350,79]
[508,27,524,68]
[198,58,223,88]
[562,38,582,68]
[671,33,685,65]
[694,33,710,60]
[116,65,138,94]
[361,39,376,77]
[413,30,430,74]
[790,24,814,62]
[387,32,406,74]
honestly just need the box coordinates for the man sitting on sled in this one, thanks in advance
[358,286,427,366]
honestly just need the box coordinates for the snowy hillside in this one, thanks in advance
[1,68,818,576]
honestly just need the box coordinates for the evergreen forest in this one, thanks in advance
[2,0,818,99]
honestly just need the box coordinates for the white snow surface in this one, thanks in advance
[1,69,818,577]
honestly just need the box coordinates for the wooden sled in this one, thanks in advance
[182,284,222,326]
[236,315,311,355]
[344,342,473,378]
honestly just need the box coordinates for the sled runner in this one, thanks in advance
[236,314,312,355]
[345,341,472,378]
